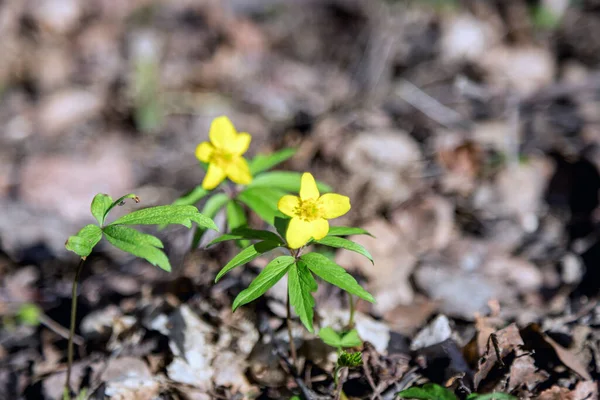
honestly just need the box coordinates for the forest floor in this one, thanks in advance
[0,0,599,399]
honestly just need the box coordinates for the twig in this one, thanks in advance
[395,79,470,130]
[38,313,84,346]
[362,350,382,400]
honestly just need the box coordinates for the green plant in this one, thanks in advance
[63,193,217,398]
[397,383,517,400]
[172,116,331,248]
[319,326,364,398]
[212,172,374,368]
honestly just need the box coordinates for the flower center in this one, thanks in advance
[210,149,234,168]
[294,199,323,222]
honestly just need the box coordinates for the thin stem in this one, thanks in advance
[65,257,86,397]
[347,294,355,330]
[286,289,298,370]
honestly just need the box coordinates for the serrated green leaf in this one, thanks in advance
[103,225,164,248]
[301,252,374,303]
[248,171,332,193]
[337,351,362,368]
[327,226,374,237]
[237,187,286,225]
[397,384,457,400]
[191,193,229,248]
[65,225,103,257]
[215,241,281,282]
[288,260,317,332]
[103,225,171,272]
[249,148,297,175]
[91,193,113,225]
[172,186,210,206]
[340,329,362,348]
[232,256,295,311]
[318,326,342,348]
[314,236,373,264]
[467,393,517,400]
[109,205,217,231]
[208,228,283,247]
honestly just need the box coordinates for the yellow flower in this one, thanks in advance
[195,116,253,190]
[277,173,350,249]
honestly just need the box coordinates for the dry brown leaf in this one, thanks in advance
[525,324,592,381]
[474,323,524,389]
[507,353,549,392]
[535,380,597,400]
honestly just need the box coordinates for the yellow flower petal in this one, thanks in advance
[318,194,351,219]
[286,217,315,249]
[195,142,214,163]
[209,116,237,149]
[278,195,300,217]
[309,218,329,240]
[299,172,319,201]
[226,156,252,185]
[227,132,251,156]
[202,164,226,190]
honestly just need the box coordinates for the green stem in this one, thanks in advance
[65,257,86,397]
[286,289,298,370]
[347,293,355,330]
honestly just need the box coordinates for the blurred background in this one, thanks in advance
[1,0,599,398]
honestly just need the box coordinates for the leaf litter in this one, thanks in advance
[0,0,599,398]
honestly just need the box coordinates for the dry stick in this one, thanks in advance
[65,257,86,396]
[38,313,84,346]
[395,79,470,130]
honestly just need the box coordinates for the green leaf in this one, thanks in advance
[191,193,229,248]
[249,148,297,175]
[318,326,343,347]
[208,228,283,247]
[215,241,281,282]
[467,393,517,400]
[237,187,286,225]
[232,256,295,311]
[337,351,362,368]
[109,205,217,231]
[227,200,249,247]
[103,225,171,272]
[274,216,290,239]
[226,200,247,230]
[65,225,103,257]
[248,171,332,193]
[172,186,210,206]
[103,225,164,248]
[301,252,374,303]
[288,260,317,332]
[90,193,113,225]
[340,329,363,348]
[327,226,374,237]
[397,383,458,400]
[314,236,373,264]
